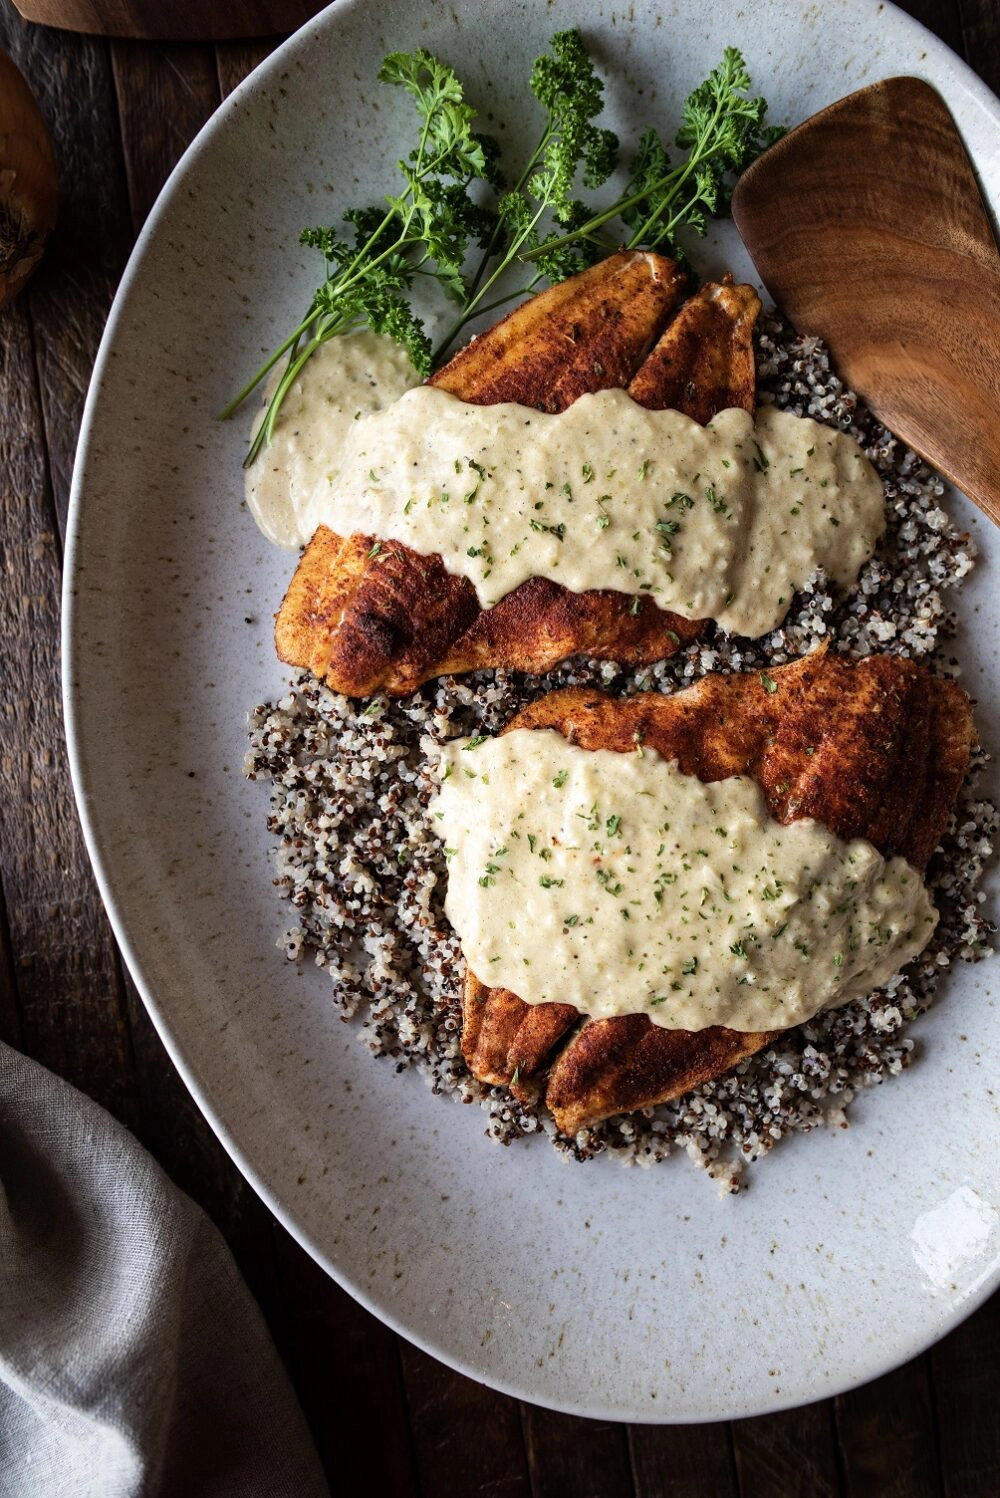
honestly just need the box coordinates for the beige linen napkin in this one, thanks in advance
[0,1042,329,1498]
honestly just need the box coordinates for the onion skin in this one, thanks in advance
[0,49,58,309]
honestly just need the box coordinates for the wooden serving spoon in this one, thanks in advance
[731,76,1000,528]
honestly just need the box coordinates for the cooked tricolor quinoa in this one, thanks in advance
[246,315,997,1190]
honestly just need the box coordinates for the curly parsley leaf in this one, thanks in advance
[221,46,500,464]
[430,28,620,356]
[225,36,781,463]
[523,45,781,267]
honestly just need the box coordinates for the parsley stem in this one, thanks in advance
[243,320,349,466]
[518,167,684,260]
[217,306,321,420]
[464,123,552,302]
[333,223,421,296]
[225,38,778,463]
[431,275,544,365]
[470,287,542,319]
[521,93,728,262]
[625,100,726,248]
[334,206,400,290]
[433,201,549,361]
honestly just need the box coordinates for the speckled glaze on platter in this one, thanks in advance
[64,0,1000,1420]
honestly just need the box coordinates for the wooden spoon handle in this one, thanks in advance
[733,77,1000,529]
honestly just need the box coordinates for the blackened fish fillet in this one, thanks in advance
[459,649,974,1134]
[275,257,761,696]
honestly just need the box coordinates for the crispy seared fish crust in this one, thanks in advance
[459,649,975,1134]
[275,254,761,697]
[627,274,761,423]
[431,249,686,410]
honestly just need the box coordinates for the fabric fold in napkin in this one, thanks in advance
[0,1042,329,1498]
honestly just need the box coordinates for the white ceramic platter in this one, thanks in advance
[65,0,1000,1420]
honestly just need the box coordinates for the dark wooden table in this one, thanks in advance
[1,2,998,1493]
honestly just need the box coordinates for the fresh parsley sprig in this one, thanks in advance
[521,47,782,266]
[223,35,781,465]
[220,48,501,466]
[431,29,620,358]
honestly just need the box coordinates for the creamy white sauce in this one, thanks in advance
[433,730,936,1033]
[246,330,883,636]
[245,330,421,548]
[296,384,882,636]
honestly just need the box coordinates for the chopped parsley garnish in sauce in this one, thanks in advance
[433,730,934,1034]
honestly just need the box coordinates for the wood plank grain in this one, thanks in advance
[399,1343,532,1498]
[957,0,1000,93]
[111,39,220,231]
[0,12,134,537]
[10,0,323,40]
[630,1423,739,1498]
[732,1404,842,1498]
[835,1359,942,1498]
[0,292,137,1125]
[1,7,300,1454]
[931,1288,1000,1498]
[216,36,276,97]
[272,1232,420,1497]
[894,0,965,52]
[522,1406,635,1498]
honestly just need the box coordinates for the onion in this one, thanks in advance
[0,48,58,309]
